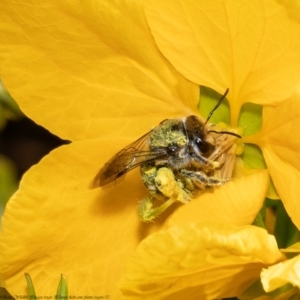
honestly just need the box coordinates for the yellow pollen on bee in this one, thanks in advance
[155,167,191,204]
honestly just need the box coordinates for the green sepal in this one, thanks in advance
[56,274,68,298]
[25,273,36,299]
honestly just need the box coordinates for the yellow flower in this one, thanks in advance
[119,1,300,298]
[0,0,300,299]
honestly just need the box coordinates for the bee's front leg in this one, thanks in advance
[190,153,220,170]
[180,169,229,190]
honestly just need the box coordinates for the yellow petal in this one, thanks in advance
[120,222,283,299]
[0,0,198,141]
[166,169,269,228]
[261,255,300,292]
[257,88,300,230]
[0,138,162,297]
[145,0,300,124]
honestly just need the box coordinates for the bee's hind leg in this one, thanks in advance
[138,166,193,222]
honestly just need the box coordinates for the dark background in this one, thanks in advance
[0,116,67,179]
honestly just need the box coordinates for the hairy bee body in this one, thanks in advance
[96,90,241,221]
[98,116,218,186]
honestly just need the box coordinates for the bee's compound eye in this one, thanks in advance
[195,137,213,154]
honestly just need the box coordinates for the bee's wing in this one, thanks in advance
[96,131,167,186]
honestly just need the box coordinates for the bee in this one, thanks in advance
[96,89,241,221]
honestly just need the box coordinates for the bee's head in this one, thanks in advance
[186,89,241,156]
[185,115,214,155]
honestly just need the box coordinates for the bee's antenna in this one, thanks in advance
[208,130,241,139]
[204,88,229,125]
